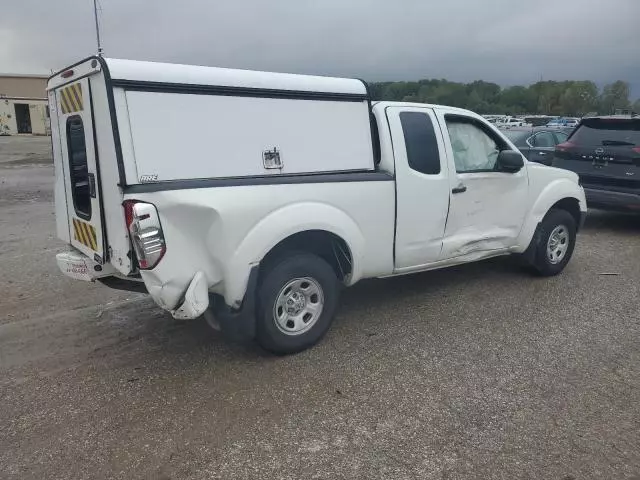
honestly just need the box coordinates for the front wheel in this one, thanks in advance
[256,253,340,354]
[529,209,577,276]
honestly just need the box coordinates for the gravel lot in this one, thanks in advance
[1,135,639,480]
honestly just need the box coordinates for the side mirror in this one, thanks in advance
[497,150,524,172]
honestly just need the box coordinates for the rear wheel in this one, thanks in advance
[528,209,577,276]
[256,253,340,354]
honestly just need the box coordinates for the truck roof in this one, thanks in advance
[373,101,481,117]
[102,58,368,96]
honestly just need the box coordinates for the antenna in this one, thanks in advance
[93,0,103,56]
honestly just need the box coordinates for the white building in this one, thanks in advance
[0,74,50,135]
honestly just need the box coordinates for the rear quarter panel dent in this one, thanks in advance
[129,181,395,308]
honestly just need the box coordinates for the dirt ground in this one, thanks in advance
[1,135,639,479]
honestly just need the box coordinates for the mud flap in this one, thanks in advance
[519,221,543,266]
[206,266,259,343]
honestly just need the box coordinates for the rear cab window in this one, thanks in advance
[570,118,640,146]
[399,112,441,175]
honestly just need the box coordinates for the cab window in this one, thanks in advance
[400,112,441,175]
[532,131,556,148]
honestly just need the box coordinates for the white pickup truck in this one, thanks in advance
[48,57,587,354]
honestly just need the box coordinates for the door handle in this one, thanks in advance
[88,173,96,198]
[452,183,467,194]
[538,151,547,155]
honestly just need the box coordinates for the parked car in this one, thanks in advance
[503,127,571,165]
[553,115,640,211]
[547,117,579,129]
[48,56,587,354]
[483,115,503,124]
[524,115,559,127]
[496,116,531,128]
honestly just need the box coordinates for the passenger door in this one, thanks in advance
[527,130,557,165]
[54,78,105,263]
[436,111,529,259]
[387,106,451,270]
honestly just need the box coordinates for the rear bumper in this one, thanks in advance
[151,266,258,342]
[56,249,116,281]
[59,247,258,340]
[584,187,640,212]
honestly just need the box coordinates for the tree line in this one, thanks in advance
[369,79,640,117]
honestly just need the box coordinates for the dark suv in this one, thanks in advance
[553,115,640,211]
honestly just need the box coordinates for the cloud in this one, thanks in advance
[1,0,639,96]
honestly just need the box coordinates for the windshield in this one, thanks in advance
[503,130,530,145]
[571,119,640,146]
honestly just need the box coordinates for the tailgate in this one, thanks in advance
[52,76,106,263]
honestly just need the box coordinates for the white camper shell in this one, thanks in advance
[49,56,587,354]
[48,57,376,275]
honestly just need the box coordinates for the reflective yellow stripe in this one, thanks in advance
[60,90,70,114]
[78,220,87,247]
[63,88,75,113]
[80,221,89,247]
[74,219,81,244]
[89,224,97,250]
[72,84,83,110]
[73,219,97,251]
[83,222,93,250]
[59,83,83,114]
[72,219,81,242]
[66,86,79,111]
[75,219,86,246]
[65,87,75,112]
[85,222,97,250]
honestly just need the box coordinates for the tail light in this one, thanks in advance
[632,147,640,155]
[123,200,166,270]
[555,141,576,152]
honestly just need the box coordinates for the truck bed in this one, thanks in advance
[125,173,396,309]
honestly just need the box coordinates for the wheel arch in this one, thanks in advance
[223,202,365,306]
[548,197,582,230]
[259,230,353,283]
[516,178,586,252]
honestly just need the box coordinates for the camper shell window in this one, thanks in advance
[66,115,92,219]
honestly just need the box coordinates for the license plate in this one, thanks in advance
[56,253,93,282]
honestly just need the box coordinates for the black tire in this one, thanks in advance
[529,209,577,276]
[256,253,340,354]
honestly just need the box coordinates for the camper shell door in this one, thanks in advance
[49,62,106,263]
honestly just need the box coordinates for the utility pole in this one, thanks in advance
[537,74,543,115]
[93,0,103,56]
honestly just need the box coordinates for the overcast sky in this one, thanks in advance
[2,0,639,97]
